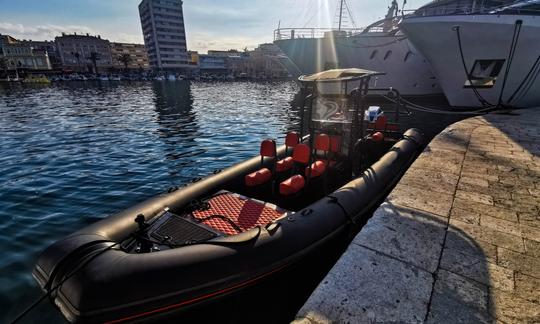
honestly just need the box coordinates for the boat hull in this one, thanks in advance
[274,34,442,96]
[400,14,540,108]
[34,130,423,323]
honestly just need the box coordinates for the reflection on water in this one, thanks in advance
[0,81,300,323]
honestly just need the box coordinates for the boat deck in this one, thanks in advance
[294,107,540,323]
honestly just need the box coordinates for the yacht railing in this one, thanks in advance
[405,1,540,17]
[273,28,365,41]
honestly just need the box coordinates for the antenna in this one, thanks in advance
[338,0,344,30]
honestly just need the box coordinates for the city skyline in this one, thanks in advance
[0,0,427,53]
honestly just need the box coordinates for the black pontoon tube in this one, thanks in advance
[33,129,423,324]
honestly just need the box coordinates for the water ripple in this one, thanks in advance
[0,80,300,323]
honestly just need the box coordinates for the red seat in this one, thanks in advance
[276,132,300,173]
[279,144,311,196]
[245,139,276,187]
[329,135,341,153]
[245,168,272,187]
[276,156,294,172]
[279,175,305,196]
[285,132,300,149]
[314,134,330,152]
[292,143,310,165]
[305,160,326,178]
[304,134,331,179]
[260,139,276,157]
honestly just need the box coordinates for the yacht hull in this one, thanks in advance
[400,14,540,108]
[275,34,442,96]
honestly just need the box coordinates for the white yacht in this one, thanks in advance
[400,0,540,108]
[274,0,443,97]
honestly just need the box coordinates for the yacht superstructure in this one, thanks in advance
[400,0,540,108]
[274,1,443,97]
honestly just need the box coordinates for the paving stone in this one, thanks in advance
[440,247,514,291]
[456,190,494,206]
[514,273,540,304]
[296,245,433,324]
[490,289,540,324]
[450,207,480,225]
[521,224,540,242]
[450,219,526,253]
[453,198,518,222]
[497,247,540,278]
[461,172,499,182]
[523,238,540,258]
[354,203,446,273]
[388,185,454,218]
[412,156,463,175]
[427,290,493,323]
[519,212,540,228]
[459,176,489,188]
[480,215,522,237]
[444,230,497,263]
[458,181,512,200]
[398,168,459,195]
[434,270,490,310]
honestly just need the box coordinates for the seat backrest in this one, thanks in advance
[374,115,388,130]
[314,134,330,152]
[330,135,341,153]
[260,139,276,157]
[285,132,300,148]
[292,143,310,164]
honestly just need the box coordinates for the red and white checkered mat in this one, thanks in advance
[192,191,288,235]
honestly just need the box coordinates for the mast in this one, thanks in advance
[338,0,344,30]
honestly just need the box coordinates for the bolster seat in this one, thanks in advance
[245,168,272,187]
[279,174,305,196]
[305,160,327,178]
[276,157,294,172]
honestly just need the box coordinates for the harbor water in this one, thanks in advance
[0,81,466,323]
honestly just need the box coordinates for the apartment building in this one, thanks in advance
[139,0,188,70]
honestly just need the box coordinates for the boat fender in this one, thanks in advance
[167,186,179,193]
[327,195,357,226]
[372,132,384,142]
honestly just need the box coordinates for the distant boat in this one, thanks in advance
[167,75,177,81]
[99,75,110,81]
[23,75,51,84]
[109,75,121,81]
[154,75,166,81]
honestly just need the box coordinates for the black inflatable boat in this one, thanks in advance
[32,69,423,323]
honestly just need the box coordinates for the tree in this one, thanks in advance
[118,54,132,72]
[87,52,101,74]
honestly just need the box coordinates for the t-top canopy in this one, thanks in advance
[298,68,384,83]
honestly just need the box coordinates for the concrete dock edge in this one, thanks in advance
[294,108,540,323]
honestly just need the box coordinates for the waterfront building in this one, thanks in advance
[138,0,189,71]
[55,33,113,73]
[19,40,62,69]
[0,34,52,71]
[249,43,290,78]
[111,42,150,70]
[199,54,228,75]
[226,44,289,78]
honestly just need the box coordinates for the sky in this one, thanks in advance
[0,0,428,53]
